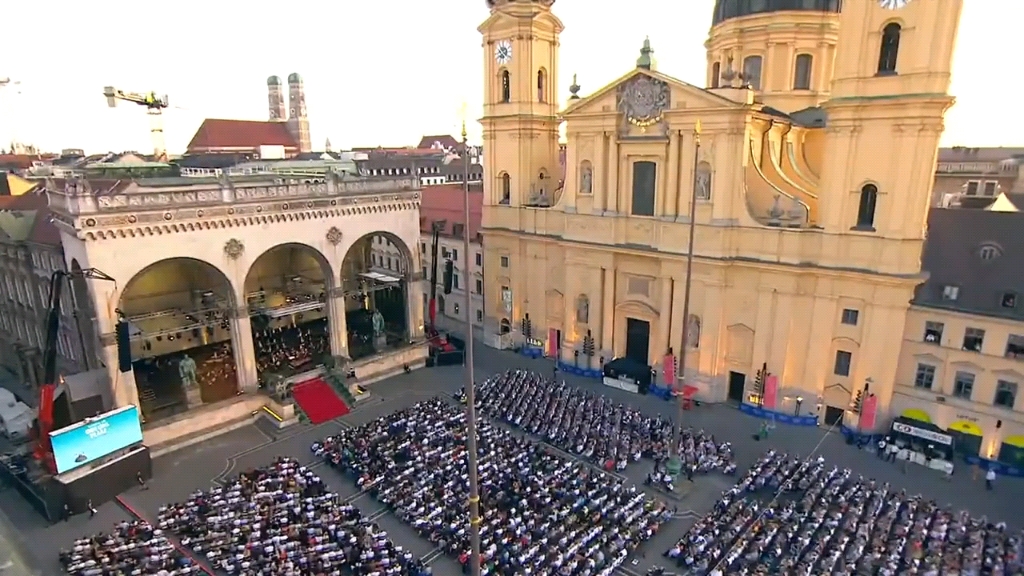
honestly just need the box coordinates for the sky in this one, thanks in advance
[0,0,1016,155]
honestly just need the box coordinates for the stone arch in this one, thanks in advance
[118,257,239,420]
[341,231,416,360]
[244,243,335,380]
[616,299,658,319]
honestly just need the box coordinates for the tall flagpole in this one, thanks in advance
[668,120,701,479]
[460,113,482,576]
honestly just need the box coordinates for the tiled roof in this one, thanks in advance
[0,191,60,246]
[914,208,1024,321]
[937,147,1024,164]
[419,183,483,241]
[186,119,298,152]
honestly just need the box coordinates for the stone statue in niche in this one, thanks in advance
[579,163,593,195]
[685,314,701,349]
[576,295,590,324]
[695,162,712,201]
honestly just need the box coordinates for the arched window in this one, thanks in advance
[878,23,901,75]
[710,62,721,88]
[856,184,878,229]
[793,54,813,90]
[537,70,546,102]
[742,56,762,90]
[500,70,511,103]
[500,172,511,204]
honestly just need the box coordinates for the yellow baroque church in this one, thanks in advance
[479,0,963,428]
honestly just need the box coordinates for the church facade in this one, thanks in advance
[479,0,963,428]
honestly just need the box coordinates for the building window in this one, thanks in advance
[923,321,943,344]
[953,371,975,399]
[452,249,459,262]
[941,285,959,301]
[476,309,483,322]
[386,257,392,269]
[840,308,859,326]
[793,54,813,90]
[475,253,482,266]
[452,224,464,238]
[420,242,426,254]
[742,55,762,90]
[499,172,511,204]
[965,181,979,195]
[980,245,1002,261]
[962,327,985,352]
[710,62,721,88]
[833,350,852,377]
[877,23,901,75]
[1002,292,1017,308]
[914,363,935,390]
[855,184,877,229]
[631,161,657,217]
[500,70,511,103]
[475,279,483,294]
[995,380,1018,409]
[453,274,460,290]
[983,181,998,196]
[537,70,546,102]
[500,256,509,268]
[1006,334,1024,359]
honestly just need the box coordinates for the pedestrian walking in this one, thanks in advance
[887,442,899,462]
[898,447,909,474]
[62,503,71,522]
[943,466,953,482]
[87,499,97,518]
[877,437,887,459]
[986,467,996,490]
[137,471,149,491]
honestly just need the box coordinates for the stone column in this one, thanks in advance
[665,131,680,219]
[600,267,615,361]
[405,278,425,341]
[606,136,619,214]
[595,133,608,213]
[327,291,350,359]
[231,309,258,393]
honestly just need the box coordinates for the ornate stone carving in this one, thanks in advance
[579,162,593,194]
[685,314,701,349]
[617,75,669,134]
[224,238,244,259]
[575,294,590,324]
[326,226,343,245]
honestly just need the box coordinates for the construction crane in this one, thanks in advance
[103,86,170,161]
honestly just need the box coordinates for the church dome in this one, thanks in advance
[267,75,282,86]
[712,0,841,26]
[485,0,554,8]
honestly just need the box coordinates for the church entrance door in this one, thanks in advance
[625,318,650,365]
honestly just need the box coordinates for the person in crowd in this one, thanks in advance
[665,450,1024,575]
[313,397,673,575]
[469,370,736,476]
[59,519,198,576]
[156,457,429,575]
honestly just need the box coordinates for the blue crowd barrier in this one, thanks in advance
[519,346,543,359]
[555,361,603,379]
[738,402,819,427]
[962,455,1024,478]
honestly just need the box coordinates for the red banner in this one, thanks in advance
[663,354,676,388]
[859,394,878,431]
[762,375,778,409]
[547,328,558,358]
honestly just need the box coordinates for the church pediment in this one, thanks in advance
[562,68,741,120]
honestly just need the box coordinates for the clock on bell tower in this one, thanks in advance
[817,0,963,273]
[479,0,563,208]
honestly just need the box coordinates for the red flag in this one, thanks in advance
[859,394,878,431]
[762,375,778,410]
[547,328,558,358]
[663,354,676,388]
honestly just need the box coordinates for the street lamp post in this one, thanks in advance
[460,116,483,576]
[667,120,702,479]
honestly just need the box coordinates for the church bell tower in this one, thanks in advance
[479,0,563,208]
[286,73,312,154]
[267,76,287,121]
[817,0,962,274]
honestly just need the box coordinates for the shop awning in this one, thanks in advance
[891,417,953,446]
[1002,435,1024,448]
[900,408,932,423]
[948,420,983,436]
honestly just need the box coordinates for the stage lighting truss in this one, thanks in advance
[125,304,235,341]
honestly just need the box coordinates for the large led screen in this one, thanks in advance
[50,405,144,474]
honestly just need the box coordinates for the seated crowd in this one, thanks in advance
[312,398,672,575]
[156,457,429,575]
[472,370,735,474]
[666,449,1024,576]
[59,519,199,576]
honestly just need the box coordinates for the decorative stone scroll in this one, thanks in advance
[224,238,244,259]
[326,226,343,245]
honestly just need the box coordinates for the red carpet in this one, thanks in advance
[292,378,350,424]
